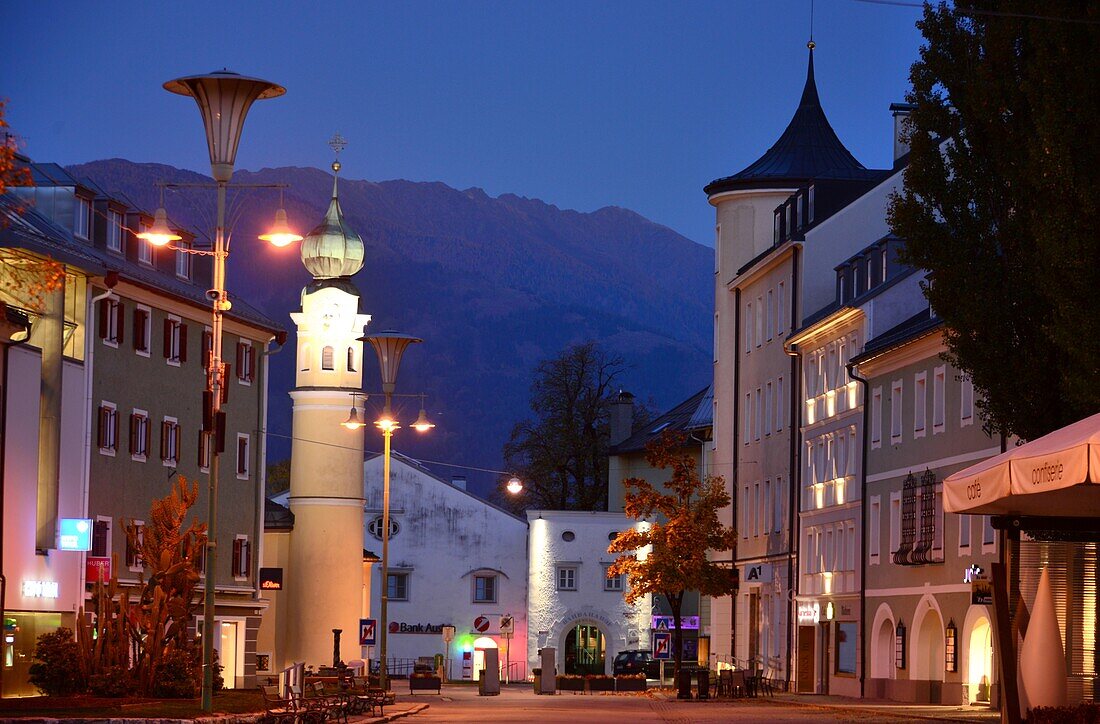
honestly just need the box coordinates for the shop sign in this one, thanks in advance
[652,615,700,630]
[797,601,820,625]
[389,621,449,634]
[59,518,92,551]
[259,568,283,590]
[744,563,772,583]
[86,556,111,583]
[22,580,59,599]
[971,573,993,605]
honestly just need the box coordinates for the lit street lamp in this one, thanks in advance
[149,69,298,712]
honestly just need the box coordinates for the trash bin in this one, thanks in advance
[697,669,710,700]
[677,669,693,699]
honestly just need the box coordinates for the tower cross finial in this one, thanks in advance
[329,132,347,173]
[808,0,816,50]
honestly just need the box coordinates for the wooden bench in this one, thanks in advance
[261,685,301,724]
[350,677,389,717]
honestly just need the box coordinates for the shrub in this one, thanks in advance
[1028,703,1100,724]
[89,665,131,697]
[27,628,84,696]
[151,647,200,698]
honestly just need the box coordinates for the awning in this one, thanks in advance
[944,411,1100,517]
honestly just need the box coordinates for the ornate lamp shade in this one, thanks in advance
[164,70,285,182]
[362,330,421,393]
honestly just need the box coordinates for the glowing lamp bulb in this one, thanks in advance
[375,416,398,433]
[259,207,303,247]
[411,408,435,433]
[341,406,363,430]
[506,476,523,495]
[136,207,181,247]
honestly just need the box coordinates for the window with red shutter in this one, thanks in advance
[163,318,173,358]
[98,298,109,339]
[178,323,188,363]
[98,404,118,452]
[232,538,243,577]
[114,301,125,346]
[221,363,230,403]
[248,345,256,382]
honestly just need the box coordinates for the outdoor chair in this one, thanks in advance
[730,670,747,698]
[261,685,299,724]
[309,681,350,723]
[288,685,326,724]
[351,677,388,717]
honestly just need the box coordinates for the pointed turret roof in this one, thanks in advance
[705,49,880,196]
[300,162,365,280]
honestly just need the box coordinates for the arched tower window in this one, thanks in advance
[347,347,356,372]
[300,344,311,372]
[322,346,334,370]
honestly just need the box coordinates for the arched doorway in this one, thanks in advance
[967,618,993,703]
[872,616,895,679]
[913,608,945,681]
[564,623,606,675]
[472,636,497,682]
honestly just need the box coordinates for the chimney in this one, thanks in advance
[890,103,915,167]
[609,390,635,446]
[451,476,467,491]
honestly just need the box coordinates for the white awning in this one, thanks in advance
[943,411,1100,516]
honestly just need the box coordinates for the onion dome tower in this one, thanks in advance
[285,135,372,669]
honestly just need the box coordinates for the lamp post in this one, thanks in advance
[154,70,292,712]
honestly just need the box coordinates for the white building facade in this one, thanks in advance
[526,510,651,677]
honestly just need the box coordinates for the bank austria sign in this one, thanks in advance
[389,621,451,634]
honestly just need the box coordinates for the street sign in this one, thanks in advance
[442,625,456,644]
[59,518,92,551]
[651,615,699,630]
[653,632,671,660]
[500,615,514,635]
[359,618,376,646]
[474,615,491,633]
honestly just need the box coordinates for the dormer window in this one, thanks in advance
[176,240,192,280]
[138,223,154,266]
[837,270,847,303]
[107,210,123,253]
[787,204,794,238]
[795,194,803,230]
[74,196,91,239]
[773,212,781,244]
[808,185,816,223]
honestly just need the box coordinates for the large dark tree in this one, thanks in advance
[501,341,627,511]
[889,1,1100,441]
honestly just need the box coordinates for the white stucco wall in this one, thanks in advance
[363,455,528,680]
[526,511,651,676]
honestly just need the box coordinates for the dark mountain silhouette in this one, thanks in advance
[69,159,712,498]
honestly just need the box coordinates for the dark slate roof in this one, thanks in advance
[608,386,712,455]
[705,50,882,196]
[851,309,943,367]
[265,498,295,530]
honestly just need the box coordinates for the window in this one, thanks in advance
[197,430,211,472]
[236,434,250,479]
[745,302,753,352]
[763,479,771,535]
[237,341,256,384]
[914,372,927,437]
[960,376,974,426]
[604,566,623,591]
[91,517,111,558]
[959,510,972,551]
[347,346,356,372]
[714,225,721,273]
[741,485,749,537]
[766,289,774,340]
[753,482,760,537]
[889,492,902,556]
[106,210,122,253]
[74,196,91,239]
[871,387,883,448]
[807,185,815,223]
[773,212,780,244]
[126,521,144,571]
[300,343,311,372]
[129,409,149,461]
[890,380,903,443]
[137,224,153,265]
[776,376,784,432]
[160,417,180,465]
[133,306,151,355]
[232,536,252,579]
[561,530,576,542]
[163,315,187,365]
[866,256,874,292]
[764,382,773,435]
[774,476,784,533]
[982,515,997,552]
[848,522,856,570]
[322,345,334,370]
[777,281,785,334]
[387,572,409,601]
[754,388,762,440]
[98,402,118,454]
[895,621,907,669]
[99,298,124,346]
[933,366,946,433]
[175,241,191,280]
[474,574,497,603]
[835,622,857,675]
[869,496,881,563]
[795,193,803,229]
[755,296,763,347]
[556,566,577,591]
[787,204,794,238]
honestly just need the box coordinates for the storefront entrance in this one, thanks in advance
[967,618,993,703]
[796,625,815,693]
[564,624,605,675]
[3,612,66,698]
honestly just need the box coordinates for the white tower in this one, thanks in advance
[285,152,372,668]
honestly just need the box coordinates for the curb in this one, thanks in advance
[761,695,998,724]
[370,703,430,722]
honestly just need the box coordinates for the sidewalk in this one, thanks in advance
[765,692,1000,723]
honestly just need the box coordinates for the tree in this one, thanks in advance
[607,431,736,683]
[0,100,30,195]
[501,341,627,511]
[888,1,1100,441]
[266,457,292,497]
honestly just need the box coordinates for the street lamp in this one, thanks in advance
[506,476,523,495]
[155,69,293,713]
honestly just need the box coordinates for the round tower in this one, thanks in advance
[285,155,372,668]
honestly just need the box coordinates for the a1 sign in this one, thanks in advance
[653,632,671,660]
[359,618,377,646]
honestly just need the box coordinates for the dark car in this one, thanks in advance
[613,650,660,678]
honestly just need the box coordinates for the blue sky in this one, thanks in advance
[4,0,924,244]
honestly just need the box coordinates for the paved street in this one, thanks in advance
[387,685,1001,723]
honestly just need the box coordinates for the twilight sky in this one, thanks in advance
[4,0,924,245]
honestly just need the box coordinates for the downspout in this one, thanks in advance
[254,332,285,605]
[0,307,33,699]
[81,278,116,586]
[784,244,802,690]
[731,287,740,662]
[847,359,870,699]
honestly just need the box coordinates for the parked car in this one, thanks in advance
[613,650,660,678]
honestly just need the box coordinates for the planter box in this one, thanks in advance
[557,677,586,692]
[588,678,614,692]
[615,677,647,692]
[409,676,441,694]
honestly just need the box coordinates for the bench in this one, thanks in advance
[261,685,302,724]
[409,675,441,694]
[350,677,390,717]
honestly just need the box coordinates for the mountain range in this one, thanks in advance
[69,159,713,498]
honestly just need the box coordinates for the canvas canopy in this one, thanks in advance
[944,411,1100,517]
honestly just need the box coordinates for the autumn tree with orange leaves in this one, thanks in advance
[607,431,736,684]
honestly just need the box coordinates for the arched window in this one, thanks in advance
[347,347,356,372]
[300,344,311,372]
[322,346,334,371]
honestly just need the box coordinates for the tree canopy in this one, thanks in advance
[888,1,1100,441]
[501,341,628,511]
[608,431,736,680]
